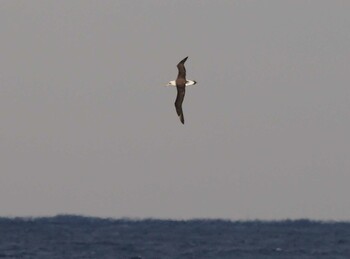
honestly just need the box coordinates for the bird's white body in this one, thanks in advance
[166,80,197,87]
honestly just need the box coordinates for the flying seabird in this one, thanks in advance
[166,56,197,124]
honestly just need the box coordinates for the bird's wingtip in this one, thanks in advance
[179,115,185,124]
[179,56,188,63]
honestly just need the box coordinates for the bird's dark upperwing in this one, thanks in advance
[175,87,185,124]
[177,56,188,80]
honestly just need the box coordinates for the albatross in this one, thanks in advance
[166,56,197,124]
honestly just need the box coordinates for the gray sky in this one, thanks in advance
[1,0,349,220]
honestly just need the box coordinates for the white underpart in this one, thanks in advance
[165,80,197,86]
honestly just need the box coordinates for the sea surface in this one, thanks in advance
[0,215,349,259]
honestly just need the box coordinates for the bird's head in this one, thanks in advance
[166,80,176,87]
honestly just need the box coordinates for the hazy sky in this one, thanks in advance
[1,1,349,220]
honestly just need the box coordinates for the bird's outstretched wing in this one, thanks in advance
[175,87,185,124]
[177,56,188,80]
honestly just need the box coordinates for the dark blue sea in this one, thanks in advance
[0,215,349,259]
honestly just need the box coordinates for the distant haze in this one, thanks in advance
[1,1,350,220]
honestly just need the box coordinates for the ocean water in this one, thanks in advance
[0,215,349,259]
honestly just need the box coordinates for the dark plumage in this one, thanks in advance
[174,56,189,124]
[175,87,185,124]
